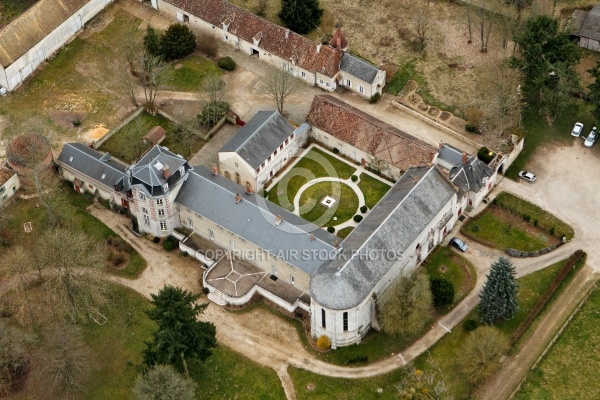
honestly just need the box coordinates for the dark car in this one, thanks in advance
[449,237,469,252]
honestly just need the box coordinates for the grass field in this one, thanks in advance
[165,54,222,92]
[0,0,38,28]
[414,258,572,399]
[299,182,359,226]
[357,173,391,209]
[515,284,600,400]
[462,211,549,252]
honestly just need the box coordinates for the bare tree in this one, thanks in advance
[137,52,173,111]
[36,324,91,399]
[477,7,493,53]
[197,75,229,127]
[414,4,430,51]
[482,60,522,136]
[465,0,473,44]
[36,227,108,323]
[0,246,39,328]
[378,272,433,335]
[172,122,199,157]
[258,67,299,114]
[0,321,32,396]
[133,365,196,400]
[397,361,453,400]
[456,326,508,384]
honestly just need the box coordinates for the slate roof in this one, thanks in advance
[437,143,467,167]
[310,166,457,310]
[219,111,294,169]
[340,54,379,84]
[572,5,600,41]
[57,142,128,191]
[164,0,341,77]
[449,157,495,194]
[130,146,189,197]
[175,166,338,275]
[0,0,89,68]
[307,95,436,171]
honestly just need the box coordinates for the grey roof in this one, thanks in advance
[437,143,468,168]
[175,166,338,275]
[310,166,457,310]
[449,157,494,194]
[130,146,189,196]
[57,143,127,192]
[573,5,600,41]
[219,111,294,169]
[340,53,379,84]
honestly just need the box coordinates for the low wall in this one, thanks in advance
[93,107,144,149]
[506,242,564,258]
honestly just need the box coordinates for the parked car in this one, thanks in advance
[584,127,598,147]
[518,170,537,183]
[449,237,468,252]
[571,122,584,137]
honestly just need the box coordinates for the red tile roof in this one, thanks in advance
[0,164,16,187]
[307,95,436,171]
[143,126,167,145]
[164,0,341,77]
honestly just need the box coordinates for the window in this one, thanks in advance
[285,139,289,145]
[345,79,351,87]
[274,149,277,156]
[142,207,148,215]
[280,144,284,150]
[321,309,326,328]
[291,276,295,286]
[163,183,169,192]
[212,25,215,29]
[224,34,229,40]
[343,312,348,331]
[290,133,294,139]
[139,192,145,200]
[143,215,150,226]
[88,184,94,190]
[256,167,260,174]
[160,221,167,231]
[188,218,193,228]
[261,162,265,168]
[319,79,324,84]
[301,71,306,78]
[0,187,4,194]
[158,208,165,217]
[156,199,163,206]
[359,85,364,94]
[326,82,330,87]
[268,156,272,162]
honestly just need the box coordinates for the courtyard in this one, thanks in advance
[265,144,391,238]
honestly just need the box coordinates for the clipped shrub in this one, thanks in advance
[351,175,358,182]
[550,227,556,235]
[430,277,455,307]
[369,92,381,104]
[463,319,478,331]
[202,287,210,295]
[217,56,236,70]
[360,205,368,214]
[316,335,331,349]
[477,146,495,164]
[534,219,539,227]
[162,235,179,251]
[327,226,335,233]
[332,147,340,154]
[353,215,363,223]
[523,214,531,222]
[465,124,478,133]
[347,355,369,364]
[472,224,480,232]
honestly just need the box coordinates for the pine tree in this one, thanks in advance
[478,257,519,324]
[279,0,324,35]
[143,286,217,378]
[144,25,162,58]
[160,23,196,60]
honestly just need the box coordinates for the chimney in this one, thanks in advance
[336,37,341,50]
[461,152,468,165]
[275,214,282,226]
[162,165,171,179]
[317,43,322,53]
[211,163,218,175]
[245,182,253,194]
[333,240,340,249]
[438,140,443,150]
[235,193,242,204]
[309,233,315,241]
[285,29,290,38]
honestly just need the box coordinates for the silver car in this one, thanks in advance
[585,127,598,148]
[518,170,536,183]
[571,122,584,137]
[449,237,468,252]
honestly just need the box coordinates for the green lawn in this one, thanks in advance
[267,147,356,210]
[414,258,573,399]
[337,226,354,239]
[290,367,404,400]
[424,246,477,311]
[165,54,222,92]
[462,211,548,252]
[515,284,600,400]
[506,103,595,179]
[0,0,39,28]
[299,182,359,227]
[357,173,391,209]
[2,180,146,279]
[493,192,574,240]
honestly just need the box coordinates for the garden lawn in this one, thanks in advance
[493,192,574,240]
[290,367,404,400]
[336,226,354,239]
[299,182,359,227]
[462,211,548,252]
[165,54,222,92]
[424,246,476,310]
[267,147,356,210]
[515,285,600,400]
[2,180,146,279]
[0,0,39,28]
[357,173,391,209]
[414,258,571,399]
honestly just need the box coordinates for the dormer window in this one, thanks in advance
[179,166,185,176]
[163,183,169,193]
[69,156,73,162]
[101,173,106,180]
[139,192,146,200]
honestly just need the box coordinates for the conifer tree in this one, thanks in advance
[279,0,324,34]
[478,257,519,324]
